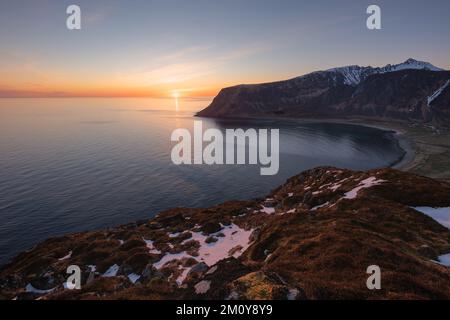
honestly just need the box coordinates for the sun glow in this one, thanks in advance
[172,91,180,111]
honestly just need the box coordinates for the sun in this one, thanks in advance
[171,91,180,98]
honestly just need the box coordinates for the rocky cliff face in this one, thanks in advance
[197,59,450,127]
[1,167,450,300]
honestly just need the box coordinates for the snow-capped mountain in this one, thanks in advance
[198,59,450,126]
[326,58,444,86]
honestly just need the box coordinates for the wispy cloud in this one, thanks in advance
[126,43,267,86]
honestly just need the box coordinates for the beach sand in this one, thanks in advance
[225,115,450,181]
[303,118,450,181]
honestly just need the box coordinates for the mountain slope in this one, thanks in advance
[1,167,450,300]
[197,59,450,126]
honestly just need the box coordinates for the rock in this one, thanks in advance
[205,236,218,243]
[142,264,155,279]
[226,271,291,300]
[185,262,209,282]
[303,191,313,204]
[201,222,222,235]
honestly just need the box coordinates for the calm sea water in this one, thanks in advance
[0,98,404,266]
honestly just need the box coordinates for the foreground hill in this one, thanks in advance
[197,59,450,127]
[1,167,450,300]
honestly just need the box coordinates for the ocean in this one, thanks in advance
[0,97,405,266]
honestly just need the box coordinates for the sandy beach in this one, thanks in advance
[212,115,450,181]
[294,117,450,181]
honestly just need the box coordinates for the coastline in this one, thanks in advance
[196,114,450,181]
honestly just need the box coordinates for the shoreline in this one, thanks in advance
[197,114,450,181]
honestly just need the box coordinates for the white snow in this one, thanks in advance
[287,209,296,213]
[175,266,191,285]
[185,224,254,266]
[194,280,211,294]
[260,206,275,214]
[58,251,72,261]
[326,59,443,86]
[427,80,450,107]
[153,251,192,269]
[329,183,341,191]
[412,206,450,229]
[102,264,119,277]
[288,193,294,197]
[438,254,450,267]
[343,177,385,200]
[311,202,329,211]
[226,291,239,300]
[205,265,218,275]
[168,232,181,238]
[155,224,253,269]
[143,238,162,254]
[381,59,443,73]
[150,224,253,287]
[127,273,141,284]
[26,283,55,294]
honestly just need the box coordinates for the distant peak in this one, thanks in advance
[322,58,444,86]
[404,58,419,64]
[390,58,443,71]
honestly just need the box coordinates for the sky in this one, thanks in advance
[0,0,449,98]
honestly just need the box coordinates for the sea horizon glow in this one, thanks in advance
[1,0,449,98]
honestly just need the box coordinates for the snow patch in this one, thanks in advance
[153,251,192,269]
[155,224,253,269]
[143,238,162,254]
[260,206,275,214]
[427,80,450,107]
[168,232,181,238]
[206,265,218,275]
[58,251,72,261]
[175,266,190,285]
[194,280,211,294]
[311,202,330,211]
[343,177,386,200]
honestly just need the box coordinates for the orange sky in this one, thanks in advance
[1,1,449,98]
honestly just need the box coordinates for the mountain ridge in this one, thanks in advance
[197,59,450,126]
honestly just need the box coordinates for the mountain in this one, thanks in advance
[197,59,450,126]
[1,167,450,300]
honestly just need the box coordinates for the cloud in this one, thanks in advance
[126,43,267,86]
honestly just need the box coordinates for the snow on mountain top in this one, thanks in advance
[325,58,444,86]
[381,58,443,73]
